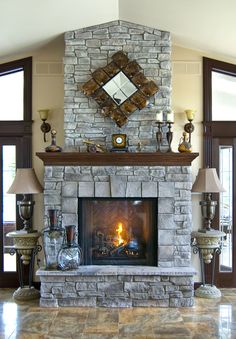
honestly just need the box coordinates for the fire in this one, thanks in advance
[115,222,125,246]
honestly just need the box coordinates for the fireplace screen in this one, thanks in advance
[78,198,157,265]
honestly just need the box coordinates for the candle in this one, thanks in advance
[185,109,195,121]
[156,110,163,122]
[166,111,174,123]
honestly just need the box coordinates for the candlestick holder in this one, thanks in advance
[166,122,174,152]
[155,122,163,152]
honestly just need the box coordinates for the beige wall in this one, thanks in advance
[32,36,65,235]
[171,46,203,276]
[172,45,203,235]
[1,37,235,280]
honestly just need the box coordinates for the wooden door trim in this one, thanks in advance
[211,137,236,287]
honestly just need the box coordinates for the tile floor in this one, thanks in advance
[0,288,236,338]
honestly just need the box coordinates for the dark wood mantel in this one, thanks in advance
[36,152,199,166]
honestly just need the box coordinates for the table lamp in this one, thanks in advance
[192,168,226,232]
[7,168,43,233]
[191,167,226,299]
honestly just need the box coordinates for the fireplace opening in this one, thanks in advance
[78,198,157,265]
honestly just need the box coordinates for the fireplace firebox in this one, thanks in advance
[78,198,157,265]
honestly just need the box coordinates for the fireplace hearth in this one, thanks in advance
[79,198,157,266]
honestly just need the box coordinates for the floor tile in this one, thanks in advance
[1,288,236,338]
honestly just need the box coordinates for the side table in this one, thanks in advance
[6,231,41,301]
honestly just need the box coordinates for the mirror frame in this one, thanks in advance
[81,51,159,127]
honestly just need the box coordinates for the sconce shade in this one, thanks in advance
[7,168,43,194]
[185,109,195,121]
[38,109,49,121]
[192,168,226,193]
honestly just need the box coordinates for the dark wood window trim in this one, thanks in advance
[203,57,236,287]
[0,57,32,122]
[0,57,32,287]
[0,57,33,166]
[203,57,236,166]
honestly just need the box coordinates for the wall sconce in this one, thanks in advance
[184,109,195,145]
[38,109,51,142]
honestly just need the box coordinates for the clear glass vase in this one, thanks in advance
[57,225,82,270]
[42,209,64,269]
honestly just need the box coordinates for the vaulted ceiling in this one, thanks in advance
[1,0,236,61]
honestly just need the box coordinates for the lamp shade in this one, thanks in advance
[192,168,226,193]
[7,168,43,194]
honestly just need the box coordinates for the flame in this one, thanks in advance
[115,222,124,246]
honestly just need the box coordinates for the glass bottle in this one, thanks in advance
[42,209,64,269]
[57,225,82,270]
[45,129,62,152]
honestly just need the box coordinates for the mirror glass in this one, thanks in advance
[103,71,138,105]
[81,51,159,127]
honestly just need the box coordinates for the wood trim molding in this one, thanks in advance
[203,57,236,167]
[36,152,199,166]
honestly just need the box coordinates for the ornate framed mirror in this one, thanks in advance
[81,51,159,127]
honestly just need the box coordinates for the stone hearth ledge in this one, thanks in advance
[37,266,196,276]
[37,266,196,308]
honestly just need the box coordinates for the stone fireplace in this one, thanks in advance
[37,20,197,307]
[37,162,197,307]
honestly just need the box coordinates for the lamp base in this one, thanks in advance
[13,286,40,301]
[195,284,221,299]
[18,200,35,233]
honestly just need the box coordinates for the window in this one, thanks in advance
[0,57,32,287]
[203,57,236,287]
[0,70,24,120]
[3,145,16,271]
[212,71,236,121]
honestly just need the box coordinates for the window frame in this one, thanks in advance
[203,57,236,166]
[0,57,32,287]
[0,57,32,121]
[203,57,236,287]
[0,57,32,166]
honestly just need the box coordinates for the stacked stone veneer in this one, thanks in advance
[38,267,194,308]
[38,164,196,307]
[37,21,196,308]
[64,20,171,152]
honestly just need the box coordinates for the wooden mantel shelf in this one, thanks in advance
[36,152,199,166]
